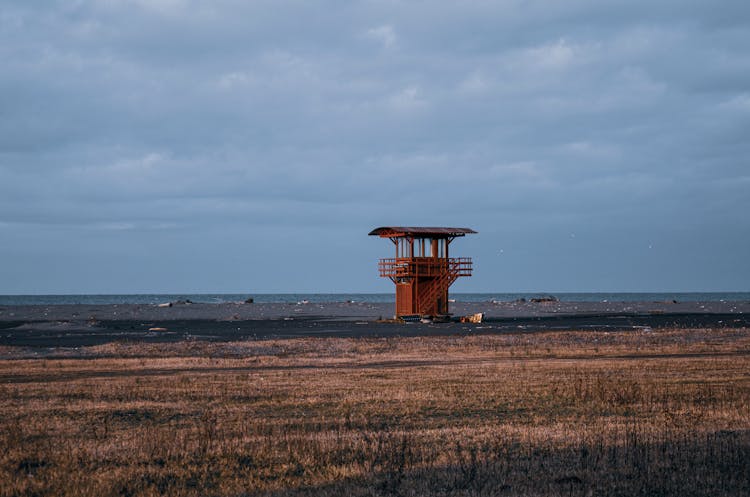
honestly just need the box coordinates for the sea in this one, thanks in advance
[0,292,748,306]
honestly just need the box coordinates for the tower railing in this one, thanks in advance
[378,257,472,280]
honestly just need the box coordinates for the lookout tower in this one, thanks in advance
[369,226,477,317]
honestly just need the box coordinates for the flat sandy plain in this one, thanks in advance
[1,302,749,496]
[1,299,749,349]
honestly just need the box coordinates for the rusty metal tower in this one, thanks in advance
[369,226,477,317]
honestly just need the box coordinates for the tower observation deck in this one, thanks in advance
[369,226,477,317]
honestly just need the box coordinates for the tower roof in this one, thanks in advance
[368,226,477,237]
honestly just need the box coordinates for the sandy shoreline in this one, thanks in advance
[1,299,748,321]
[0,300,748,349]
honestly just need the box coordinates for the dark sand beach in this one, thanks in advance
[1,299,748,349]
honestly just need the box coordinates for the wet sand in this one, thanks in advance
[0,300,748,348]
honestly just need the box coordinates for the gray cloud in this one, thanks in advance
[1,0,748,293]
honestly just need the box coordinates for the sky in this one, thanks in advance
[1,0,749,294]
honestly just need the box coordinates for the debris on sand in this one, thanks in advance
[460,312,485,324]
[530,296,558,303]
[399,315,421,323]
[157,302,172,308]
[244,297,254,304]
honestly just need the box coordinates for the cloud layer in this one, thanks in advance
[1,1,749,293]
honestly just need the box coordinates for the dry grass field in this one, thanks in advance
[1,328,749,496]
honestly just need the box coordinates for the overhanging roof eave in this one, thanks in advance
[368,226,477,237]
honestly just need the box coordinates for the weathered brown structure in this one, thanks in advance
[369,226,477,317]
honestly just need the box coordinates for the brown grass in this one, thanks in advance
[1,328,749,496]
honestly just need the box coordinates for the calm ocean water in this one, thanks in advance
[0,292,748,305]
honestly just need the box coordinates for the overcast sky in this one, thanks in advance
[1,1,749,294]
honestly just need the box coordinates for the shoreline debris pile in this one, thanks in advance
[460,312,484,324]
